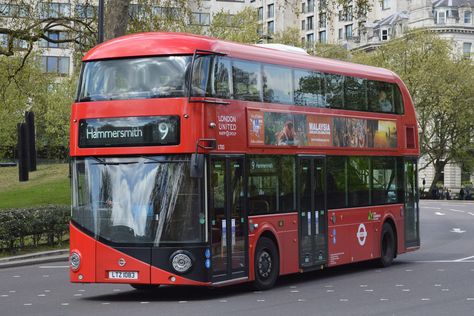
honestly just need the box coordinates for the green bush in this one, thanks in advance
[0,205,70,253]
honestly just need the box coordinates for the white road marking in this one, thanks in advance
[326,290,335,293]
[37,294,46,297]
[140,302,149,304]
[219,300,228,303]
[365,289,374,292]
[24,303,32,306]
[360,284,368,288]
[1,295,9,297]
[415,260,474,263]
[61,303,69,306]
[435,212,446,216]
[421,298,431,301]
[467,298,474,301]
[101,302,111,305]
[112,289,121,292]
[468,212,474,216]
[9,290,16,293]
[424,207,441,210]
[12,275,21,278]
[339,299,349,302]
[39,266,68,269]
[402,289,411,292]
[395,284,404,287]
[434,284,442,287]
[74,294,82,297]
[449,209,465,213]
[454,256,474,262]
[297,299,306,302]
[451,228,466,233]
[380,298,389,301]
[290,290,299,293]
[256,299,265,302]
[178,301,188,304]
[77,289,85,292]
[442,289,450,292]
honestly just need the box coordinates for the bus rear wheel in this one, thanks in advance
[378,222,395,267]
[253,237,279,290]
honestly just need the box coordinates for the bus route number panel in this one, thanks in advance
[78,116,180,148]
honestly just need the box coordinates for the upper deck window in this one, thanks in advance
[78,56,191,102]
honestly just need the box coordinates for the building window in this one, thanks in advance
[308,0,314,13]
[345,24,353,39]
[465,11,472,24]
[39,31,69,49]
[39,2,71,18]
[319,30,326,43]
[338,10,345,21]
[319,12,326,28]
[437,11,446,24]
[301,2,306,14]
[257,24,263,36]
[463,42,472,58]
[41,56,70,75]
[338,28,343,40]
[75,4,96,19]
[381,28,389,41]
[267,3,274,19]
[192,12,210,25]
[307,16,314,30]
[382,0,390,10]
[307,33,314,44]
[267,20,274,34]
[301,20,306,30]
[258,7,263,21]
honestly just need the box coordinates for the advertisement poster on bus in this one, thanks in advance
[247,109,397,149]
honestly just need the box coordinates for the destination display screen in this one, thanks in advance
[78,116,179,148]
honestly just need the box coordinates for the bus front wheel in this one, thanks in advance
[378,222,395,267]
[253,237,279,290]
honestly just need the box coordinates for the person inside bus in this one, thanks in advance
[378,90,393,112]
[275,121,298,146]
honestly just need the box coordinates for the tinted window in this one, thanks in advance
[325,74,344,108]
[347,157,370,207]
[212,57,232,99]
[191,55,212,97]
[263,64,293,104]
[294,70,326,107]
[232,60,261,101]
[372,157,397,204]
[327,157,346,209]
[345,76,367,111]
[248,156,295,214]
[393,85,404,114]
[368,81,394,113]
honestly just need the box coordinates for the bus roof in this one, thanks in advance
[83,32,398,82]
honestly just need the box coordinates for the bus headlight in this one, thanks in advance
[70,252,81,271]
[170,251,193,274]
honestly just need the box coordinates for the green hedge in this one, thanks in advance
[0,205,70,252]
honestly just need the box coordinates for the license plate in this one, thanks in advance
[108,271,138,280]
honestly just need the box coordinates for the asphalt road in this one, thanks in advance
[1,200,473,316]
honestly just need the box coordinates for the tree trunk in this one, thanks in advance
[428,160,447,199]
[104,0,131,41]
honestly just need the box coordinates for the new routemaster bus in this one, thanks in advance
[69,32,420,290]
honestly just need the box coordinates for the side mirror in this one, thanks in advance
[190,153,205,178]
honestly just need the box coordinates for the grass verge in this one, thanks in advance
[0,163,70,209]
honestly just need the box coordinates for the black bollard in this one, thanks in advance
[25,111,37,172]
[17,123,29,182]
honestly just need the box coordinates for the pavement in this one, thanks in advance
[0,249,68,269]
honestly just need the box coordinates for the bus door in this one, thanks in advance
[209,156,248,283]
[297,156,327,269]
[404,159,420,248]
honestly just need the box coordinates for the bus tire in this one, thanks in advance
[378,222,395,267]
[253,237,279,290]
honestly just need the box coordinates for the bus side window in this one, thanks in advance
[262,64,293,105]
[232,60,262,102]
[191,56,212,97]
[293,70,326,107]
[344,76,367,111]
[393,85,404,114]
[212,57,232,99]
[368,81,394,113]
[325,74,344,109]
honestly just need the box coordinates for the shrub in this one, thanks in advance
[0,205,70,253]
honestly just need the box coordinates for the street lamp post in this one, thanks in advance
[98,0,104,43]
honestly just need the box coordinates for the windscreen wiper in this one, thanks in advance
[90,156,138,165]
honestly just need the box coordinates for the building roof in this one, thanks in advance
[373,11,409,29]
[433,0,474,8]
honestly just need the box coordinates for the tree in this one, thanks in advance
[271,27,302,47]
[208,7,259,43]
[353,30,474,193]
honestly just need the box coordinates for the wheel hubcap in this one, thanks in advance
[258,250,272,279]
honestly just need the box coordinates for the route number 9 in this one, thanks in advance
[158,122,169,140]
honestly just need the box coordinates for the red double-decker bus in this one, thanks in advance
[69,32,420,290]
